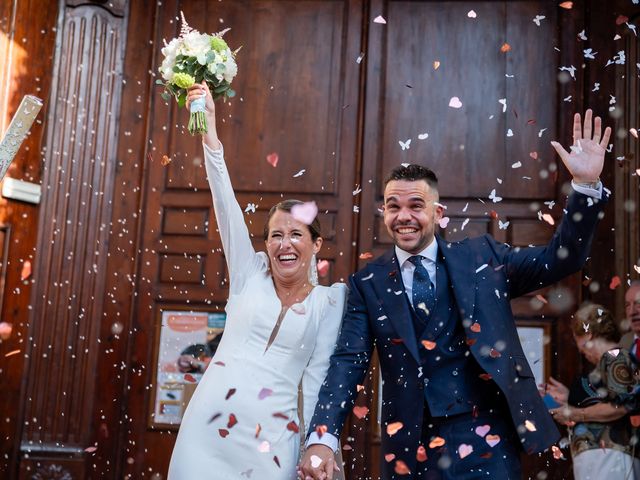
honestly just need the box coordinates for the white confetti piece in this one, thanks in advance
[310,455,323,468]
[449,96,463,109]
[533,15,545,26]
[244,203,257,213]
[356,52,365,64]
[506,129,513,137]
[467,10,477,18]
[461,218,470,230]
[578,30,587,40]
[498,220,510,230]
[352,185,362,195]
[293,169,306,177]
[418,133,429,140]
[489,189,502,203]
[630,128,638,139]
[511,161,522,168]
[498,98,507,113]
[398,139,411,150]
[475,264,488,273]
[583,48,597,59]
[373,15,386,24]
[438,216,450,228]
[538,128,547,137]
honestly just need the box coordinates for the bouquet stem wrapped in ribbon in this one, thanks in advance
[157,13,239,135]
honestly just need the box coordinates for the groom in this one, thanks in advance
[299,110,611,479]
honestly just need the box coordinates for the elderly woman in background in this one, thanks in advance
[544,304,640,480]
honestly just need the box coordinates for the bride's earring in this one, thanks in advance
[309,253,318,286]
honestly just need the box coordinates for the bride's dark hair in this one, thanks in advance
[263,199,322,241]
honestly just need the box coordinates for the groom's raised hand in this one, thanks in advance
[298,444,336,480]
[550,109,611,184]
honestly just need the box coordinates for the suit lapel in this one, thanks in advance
[436,236,476,323]
[372,250,421,364]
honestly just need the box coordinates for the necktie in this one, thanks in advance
[635,338,640,362]
[408,255,436,326]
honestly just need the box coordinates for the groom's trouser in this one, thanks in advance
[415,406,522,480]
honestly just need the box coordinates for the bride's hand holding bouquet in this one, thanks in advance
[157,13,238,135]
[186,83,220,150]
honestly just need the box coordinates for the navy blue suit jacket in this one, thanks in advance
[309,191,608,476]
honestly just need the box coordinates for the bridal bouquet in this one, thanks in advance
[157,13,239,135]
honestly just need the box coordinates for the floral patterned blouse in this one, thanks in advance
[569,348,640,458]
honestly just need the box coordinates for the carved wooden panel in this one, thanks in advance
[121,0,363,477]
[17,2,128,478]
[0,0,60,477]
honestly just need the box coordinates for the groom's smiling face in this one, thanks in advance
[383,179,443,254]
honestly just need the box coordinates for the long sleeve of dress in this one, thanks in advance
[301,283,347,437]
[203,142,267,295]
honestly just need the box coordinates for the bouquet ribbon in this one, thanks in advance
[190,96,206,114]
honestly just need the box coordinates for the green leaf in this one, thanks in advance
[177,92,187,108]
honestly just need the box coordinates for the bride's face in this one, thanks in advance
[265,210,322,285]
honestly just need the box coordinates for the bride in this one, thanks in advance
[167,83,346,479]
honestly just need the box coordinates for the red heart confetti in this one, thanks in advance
[353,405,369,419]
[20,261,32,281]
[359,252,374,260]
[183,374,197,383]
[384,453,396,462]
[429,436,446,448]
[609,276,621,290]
[421,340,436,350]
[470,323,481,333]
[500,43,511,53]
[315,425,328,437]
[266,152,279,167]
[219,429,229,437]
[416,445,427,462]
[286,421,299,433]
[227,414,237,428]
[394,460,411,475]
[386,422,404,436]
[317,259,330,277]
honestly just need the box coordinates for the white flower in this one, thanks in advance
[222,51,238,83]
[159,38,180,81]
[179,31,211,65]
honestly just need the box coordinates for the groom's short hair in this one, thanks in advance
[384,164,438,193]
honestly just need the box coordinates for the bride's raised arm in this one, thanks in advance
[187,83,264,295]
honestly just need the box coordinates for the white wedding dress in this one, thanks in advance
[168,143,346,480]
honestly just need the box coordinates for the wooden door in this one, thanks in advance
[119,1,364,477]
[349,1,580,478]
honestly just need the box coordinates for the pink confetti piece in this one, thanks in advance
[458,443,473,459]
[438,217,450,228]
[258,388,273,400]
[475,425,490,437]
[486,434,501,447]
[541,213,555,225]
[258,441,270,452]
[317,259,330,277]
[84,446,98,453]
[0,322,13,340]
[290,201,318,225]
[352,405,369,419]
[266,152,279,167]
